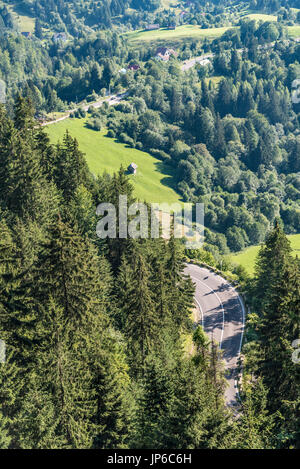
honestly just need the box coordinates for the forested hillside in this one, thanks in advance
[90,30,300,254]
[2,0,300,40]
[0,0,299,452]
[0,99,299,449]
[0,98,228,449]
[0,0,162,35]
[0,1,299,255]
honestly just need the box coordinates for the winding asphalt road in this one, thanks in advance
[184,264,245,406]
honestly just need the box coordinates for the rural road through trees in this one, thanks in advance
[180,54,214,71]
[42,92,128,127]
[184,264,245,406]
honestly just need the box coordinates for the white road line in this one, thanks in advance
[213,272,246,398]
[190,274,225,349]
[187,265,246,404]
[194,297,204,328]
[236,295,245,356]
[213,271,245,352]
[234,293,246,399]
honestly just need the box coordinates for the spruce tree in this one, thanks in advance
[133,352,174,449]
[165,234,194,329]
[53,131,90,202]
[229,379,276,449]
[150,245,172,329]
[0,99,59,225]
[0,411,11,449]
[123,247,159,375]
[32,216,109,328]
[0,349,24,448]
[104,167,136,271]
[252,222,300,447]
[157,357,220,449]
[20,300,95,448]
[116,254,134,330]
[92,331,134,449]
[253,220,293,311]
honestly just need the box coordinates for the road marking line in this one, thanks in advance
[187,264,246,404]
[190,274,225,349]
[234,293,246,399]
[194,297,204,328]
[213,272,246,399]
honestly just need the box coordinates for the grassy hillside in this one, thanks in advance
[241,13,278,22]
[126,22,299,46]
[287,25,300,37]
[126,25,233,44]
[231,234,300,275]
[160,0,179,10]
[7,1,35,32]
[46,118,181,204]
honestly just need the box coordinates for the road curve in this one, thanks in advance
[184,264,245,406]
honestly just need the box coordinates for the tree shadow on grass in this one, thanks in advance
[102,134,126,145]
[83,122,102,131]
[153,161,183,201]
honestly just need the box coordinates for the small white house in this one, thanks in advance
[196,58,211,66]
[128,163,138,175]
[53,32,67,42]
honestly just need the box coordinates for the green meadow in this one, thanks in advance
[46,118,181,204]
[231,234,300,275]
[126,25,233,44]
[8,1,35,32]
[287,25,300,37]
[241,13,278,22]
[126,21,300,46]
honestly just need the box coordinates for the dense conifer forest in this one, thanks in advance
[0,96,298,450]
[0,0,299,451]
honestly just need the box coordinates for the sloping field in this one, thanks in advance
[287,25,300,37]
[8,1,35,32]
[241,13,277,22]
[126,25,233,44]
[231,234,300,275]
[46,118,181,204]
[127,21,298,45]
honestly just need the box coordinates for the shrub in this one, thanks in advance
[107,129,116,138]
[119,132,134,146]
[149,149,171,162]
[119,132,128,143]
[74,107,86,118]
[135,142,143,151]
[86,118,102,131]
[86,92,98,102]
[115,102,133,114]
